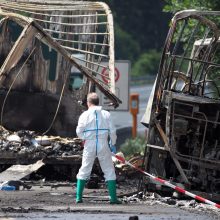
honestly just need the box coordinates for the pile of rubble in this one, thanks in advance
[0,127,83,162]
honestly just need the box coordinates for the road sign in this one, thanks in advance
[101,67,120,84]
[97,60,130,111]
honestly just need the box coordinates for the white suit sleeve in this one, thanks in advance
[76,113,86,139]
[108,114,117,145]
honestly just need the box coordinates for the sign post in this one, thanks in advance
[130,93,139,138]
[97,60,130,111]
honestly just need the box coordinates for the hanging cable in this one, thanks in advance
[42,69,68,135]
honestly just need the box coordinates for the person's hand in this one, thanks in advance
[110,145,116,154]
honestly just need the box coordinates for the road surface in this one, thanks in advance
[0,185,219,220]
[110,84,153,144]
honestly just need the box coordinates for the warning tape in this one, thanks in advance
[113,153,220,209]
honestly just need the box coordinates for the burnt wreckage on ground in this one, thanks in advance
[0,0,121,176]
[141,10,220,200]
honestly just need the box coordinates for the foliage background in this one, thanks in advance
[120,137,145,159]
[88,0,172,77]
[90,0,220,77]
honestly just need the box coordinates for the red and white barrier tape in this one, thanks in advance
[113,153,220,209]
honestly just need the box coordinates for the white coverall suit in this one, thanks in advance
[76,106,117,181]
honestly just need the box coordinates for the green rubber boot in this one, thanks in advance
[107,180,122,204]
[76,179,86,203]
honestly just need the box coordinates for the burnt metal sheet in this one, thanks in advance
[0,160,44,182]
[0,1,122,107]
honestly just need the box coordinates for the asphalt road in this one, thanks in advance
[0,185,219,220]
[111,84,153,132]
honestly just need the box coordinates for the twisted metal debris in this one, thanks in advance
[0,0,119,98]
[0,0,121,138]
[0,126,83,164]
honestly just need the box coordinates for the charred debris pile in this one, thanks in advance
[0,126,145,182]
[0,127,83,163]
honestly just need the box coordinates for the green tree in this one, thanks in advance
[131,50,161,77]
[115,24,140,63]
[107,0,171,53]
[105,0,171,77]
[163,0,220,13]
[120,137,145,159]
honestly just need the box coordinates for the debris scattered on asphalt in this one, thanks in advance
[122,191,220,219]
[0,180,32,191]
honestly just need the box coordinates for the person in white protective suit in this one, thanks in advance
[75,92,121,204]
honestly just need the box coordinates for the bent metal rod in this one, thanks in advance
[113,153,220,209]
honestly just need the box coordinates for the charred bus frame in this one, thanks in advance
[141,10,220,200]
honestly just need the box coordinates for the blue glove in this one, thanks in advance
[110,145,117,154]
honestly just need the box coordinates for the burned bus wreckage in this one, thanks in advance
[141,10,220,200]
[0,0,121,177]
